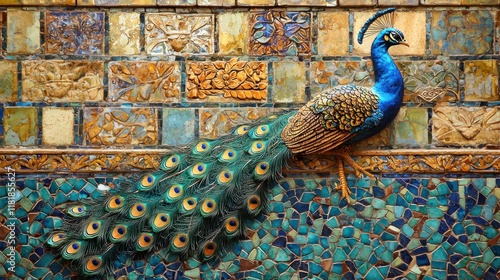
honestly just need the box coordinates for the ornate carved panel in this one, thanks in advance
[199,108,273,138]
[310,61,374,96]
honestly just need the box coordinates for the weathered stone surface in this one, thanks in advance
[42,108,74,146]
[109,12,141,55]
[3,107,38,146]
[394,107,428,147]
[197,0,235,5]
[277,0,329,5]
[378,0,418,5]
[23,0,74,4]
[145,13,214,55]
[157,0,195,5]
[78,0,155,5]
[108,61,180,102]
[0,61,18,102]
[7,11,40,54]
[218,12,248,55]
[421,0,460,4]
[237,0,274,5]
[273,61,305,103]
[355,127,391,149]
[22,61,104,102]
[162,108,196,146]
[317,12,349,56]
[464,60,499,101]
[338,0,375,5]
[461,0,499,4]
[199,108,273,138]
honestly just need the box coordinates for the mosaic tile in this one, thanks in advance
[393,107,428,147]
[432,106,500,146]
[109,12,141,55]
[3,107,37,146]
[0,61,18,102]
[187,59,267,102]
[157,0,195,5]
[83,108,158,145]
[162,108,196,146]
[353,11,425,56]
[42,108,74,146]
[45,11,104,55]
[22,60,104,102]
[464,60,499,101]
[199,108,272,138]
[108,61,180,102]
[249,12,311,56]
[145,13,214,55]
[397,60,460,103]
[197,0,235,5]
[317,12,349,56]
[430,11,494,56]
[78,0,155,5]
[237,0,274,5]
[6,11,40,54]
[273,61,306,103]
[218,12,248,55]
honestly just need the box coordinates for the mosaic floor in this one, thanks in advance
[1,173,500,279]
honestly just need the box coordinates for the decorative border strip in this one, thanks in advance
[0,149,499,174]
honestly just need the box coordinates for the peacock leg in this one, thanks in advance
[334,157,351,203]
[336,153,376,180]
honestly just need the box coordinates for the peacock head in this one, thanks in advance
[358,8,409,49]
[378,28,409,48]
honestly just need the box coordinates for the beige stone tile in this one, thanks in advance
[0,0,21,4]
[464,60,499,101]
[277,0,327,5]
[353,11,425,56]
[218,12,248,55]
[0,61,18,102]
[78,0,155,5]
[273,61,306,103]
[198,0,235,5]
[237,0,274,5]
[393,107,428,147]
[199,108,273,138]
[22,60,104,102]
[7,11,40,54]
[23,0,74,4]
[186,58,267,102]
[338,0,375,5]
[42,108,74,146]
[157,0,195,5]
[109,12,141,55]
[317,12,349,56]
[379,0,418,4]
[420,0,460,4]
[461,0,499,4]
[4,107,38,146]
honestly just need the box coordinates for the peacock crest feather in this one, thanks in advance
[358,7,395,44]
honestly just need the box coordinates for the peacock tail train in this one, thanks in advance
[47,111,298,277]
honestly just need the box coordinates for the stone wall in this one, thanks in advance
[0,1,500,280]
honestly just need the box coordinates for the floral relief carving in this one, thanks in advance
[186,58,267,101]
[22,61,104,102]
[108,61,180,102]
[145,13,214,55]
[45,11,104,55]
[84,108,158,146]
[310,61,374,96]
[200,108,273,138]
[250,11,311,55]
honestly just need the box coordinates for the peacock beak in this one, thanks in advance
[400,40,410,47]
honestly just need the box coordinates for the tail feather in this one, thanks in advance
[47,111,296,277]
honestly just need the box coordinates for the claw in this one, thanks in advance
[336,157,352,203]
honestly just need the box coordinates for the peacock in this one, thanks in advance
[47,8,409,278]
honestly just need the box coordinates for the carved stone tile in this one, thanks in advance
[273,61,306,103]
[0,61,18,102]
[162,108,196,146]
[237,0,274,5]
[277,0,331,5]
[429,11,494,55]
[432,106,500,146]
[197,0,234,5]
[42,108,74,146]
[108,61,180,103]
[83,108,158,146]
[461,0,499,4]
[157,0,195,5]
[22,60,104,102]
[421,0,460,4]
[23,0,74,4]
[464,60,499,101]
[354,127,391,149]
[45,11,104,55]
[199,108,273,138]
[78,0,155,5]
[317,12,349,56]
[393,107,429,147]
[310,61,374,97]
[7,11,40,54]
[145,13,214,55]
[109,13,141,55]
[218,12,248,55]
[249,11,311,56]
[338,0,374,4]
[396,60,460,103]
[378,0,417,5]
[186,58,267,102]
[3,107,38,146]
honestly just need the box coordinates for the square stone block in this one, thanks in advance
[0,61,18,102]
[464,60,499,101]
[420,0,460,4]
[22,60,104,102]
[338,0,375,5]
[218,12,248,55]
[7,11,40,54]
[273,61,306,103]
[109,13,141,55]
[145,13,214,55]
[83,108,158,146]
[162,108,196,146]
[199,108,272,138]
[157,0,195,5]
[393,107,428,147]
[78,0,155,5]
[379,0,418,4]
[277,0,328,5]
[3,107,38,146]
[198,0,235,5]
[249,11,311,56]
[461,0,499,4]
[237,0,274,4]
[353,11,426,56]
[397,60,460,103]
[23,0,74,4]
[432,106,500,146]
[186,58,267,102]
[429,11,494,56]
[108,61,180,102]
[45,11,104,55]
[42,108,74,146]
[317,12,349,56]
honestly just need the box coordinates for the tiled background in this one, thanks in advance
[0,1,500,280]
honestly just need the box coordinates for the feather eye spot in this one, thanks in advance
[201,199,217,216]
[203,242,217,258]
[66,242,81,255]
[84,221,101,238]
[236,125,250,135]
[106,196,124,212]
[111,225,128,242]
[68,205,86,217]
[139,174,155,190]
[130,203,147,218]
[250,141,265,154]
[85,257,102,272]
[225,217,239,235]
[247,195,261,211]
[48,232,66,246]
[195,141,210,153]
[137,233,154,251]
[191,163,207,176]
[161,154,180,170]
[220,149,237,162]
[166,184,183,202]
[182,197,197,211]
[218,170,233,184]
[173,233,189,250]
[255,125,270,137]
[152,213,170,232]
[255,162,269,176]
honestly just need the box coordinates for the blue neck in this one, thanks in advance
[371,36,404,100]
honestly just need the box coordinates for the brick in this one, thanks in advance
[464,60,499,101]
[157,0,195,5]
[394,107,428,147]
[78,0,155,5]
[338,0,375,6]
[218,12,248,55]
[109,13,141,55]
[42,108,74,146]
[237,0,274,5]
[317,12,349,56]
[197,0,235,5]
[6,11,40,54]
[273,61,306,103]
[3,107,38,146]
[162,108,196,146]
[0,61,18,102]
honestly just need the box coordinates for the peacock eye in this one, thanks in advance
[390,32,401,42]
